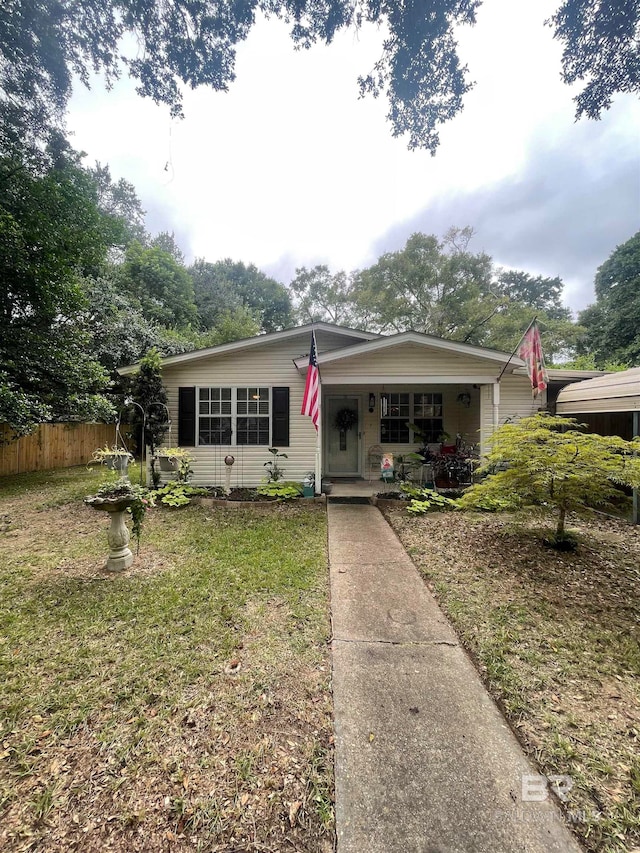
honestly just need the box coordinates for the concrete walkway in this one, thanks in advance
[328,502,582,853]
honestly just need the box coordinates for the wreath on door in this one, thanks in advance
[334,407,358,431]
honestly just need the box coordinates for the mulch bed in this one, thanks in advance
[383,507,640,852]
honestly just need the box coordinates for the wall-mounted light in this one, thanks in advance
[368,393,376,413]
[456,392,471,408]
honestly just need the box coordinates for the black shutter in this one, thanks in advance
[271,387,290,447]
[178,387,196,447]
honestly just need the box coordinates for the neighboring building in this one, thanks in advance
[555,367,640,440]
[556,367,640,523]
[119,323,601,490]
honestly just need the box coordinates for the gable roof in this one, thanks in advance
[117,322,380,376]
[292,330,525,371]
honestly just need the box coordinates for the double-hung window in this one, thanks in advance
[380,392,444,444]
[412,393,444,443]
[198,387,270,446]
[380,393,410,443]
[235,387,270,445]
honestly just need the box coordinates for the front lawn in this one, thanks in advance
[385,508,640,853]
[0,466,333,852]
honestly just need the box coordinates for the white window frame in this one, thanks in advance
[197,386,272,447]
[379,392,444,444]
[380,392,411,444]
[412,392,444,443]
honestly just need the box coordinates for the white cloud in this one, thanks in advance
[66,0,640,310]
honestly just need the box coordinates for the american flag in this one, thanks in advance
[518,321,548,397]
[301,331,320,430]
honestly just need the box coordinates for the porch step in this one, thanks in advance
[326,495,371,505]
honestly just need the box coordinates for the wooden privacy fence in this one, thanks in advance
[0,423,131,476]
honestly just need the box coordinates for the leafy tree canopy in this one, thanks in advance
[578,231,640,366]
[494,270,570,322]
[190,258,292,333]
[118,241,198,328]
[80,274,194,376]
[150,231,185,264]
[1,1,636,154]
[193,306,261,346]
[293,229,579,361]
[554,353,629,371]
[89,162,148,248]
[0,142,123,434]
[126,348,170,484]
[351,229,496,339]
[289,265,360,327]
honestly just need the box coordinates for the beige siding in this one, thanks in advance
[320,343,502,382]
[162,334,324,486]
[315,330,372,352]
[480,376,544,454]
[323,384,481,480]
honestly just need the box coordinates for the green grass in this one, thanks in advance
[0,466,334,851]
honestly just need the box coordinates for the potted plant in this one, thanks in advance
[92,444,134,474]
[155,446,192,473]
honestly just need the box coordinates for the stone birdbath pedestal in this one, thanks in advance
[84,494,135,572]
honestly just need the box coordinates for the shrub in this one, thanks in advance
[403,486,457,514]
[263,447,288,482]
[257,482,303,500]
[154,482,207,507]
[458,413,640,548]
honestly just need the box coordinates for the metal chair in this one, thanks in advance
[367,444,384,483]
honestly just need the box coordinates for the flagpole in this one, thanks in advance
[315,377,322,495]
[496,316,537,384]
[300,329,322,494]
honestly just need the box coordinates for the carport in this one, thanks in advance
[556,367,640,523]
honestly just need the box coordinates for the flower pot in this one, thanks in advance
[105,454,130,474]
[157,455,179,472]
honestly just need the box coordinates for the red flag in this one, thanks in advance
[301,331,320,430]
[518,321,548,397]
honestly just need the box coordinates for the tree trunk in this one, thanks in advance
[556,504,566,539]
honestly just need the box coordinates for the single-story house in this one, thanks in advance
[119,322,602,491]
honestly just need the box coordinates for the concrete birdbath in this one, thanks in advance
[84,491,135,572]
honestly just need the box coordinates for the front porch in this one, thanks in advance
[319,383,482,485]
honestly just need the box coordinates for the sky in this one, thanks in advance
[66,0,640,315]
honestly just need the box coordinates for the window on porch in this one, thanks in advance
[412,392,444,443]
[380,392,444,444]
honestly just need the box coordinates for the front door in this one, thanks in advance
[325,396,361,476]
